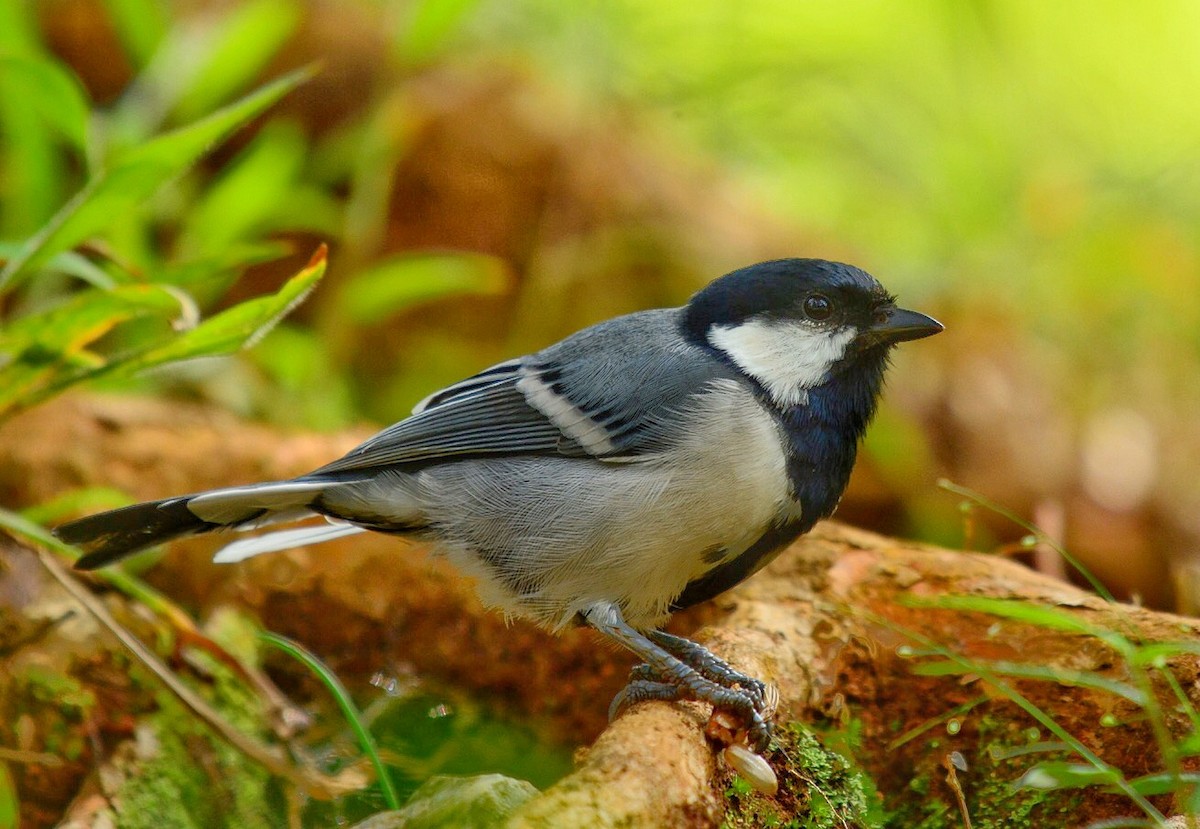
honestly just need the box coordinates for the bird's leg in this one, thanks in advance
[583,602,771,752]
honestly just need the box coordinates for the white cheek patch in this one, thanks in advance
[709,319,856,407]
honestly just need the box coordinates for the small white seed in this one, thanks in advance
[724,743,778,795]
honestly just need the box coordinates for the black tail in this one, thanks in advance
[57,497,224,570]
[57,479,336,570]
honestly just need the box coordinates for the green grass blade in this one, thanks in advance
[938,479,1118,603]
[885,613,1167,823]
[910,659,1147,705]
[19,487,133,525]
[178,122,310,258]
[887,693,989,751]
[904,594,1109,637]
[1126,770,1200,796]
[259,630,401,810]
[0,48,76,237]
[1016,761,1121,791]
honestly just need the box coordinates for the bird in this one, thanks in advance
[56,258,942,753]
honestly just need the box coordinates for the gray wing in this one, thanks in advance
[311,308,740,476]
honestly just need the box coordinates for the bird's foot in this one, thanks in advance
[582,604,775,753]
[647,630,770,716]
[609,645,776,754]
[607,671,683,722]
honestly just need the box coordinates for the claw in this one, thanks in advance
[609,675,684,721]
[747,717,772,754]
[583,604,777,764]
[608,686,629,722]
[646,630,773,719]
[611,666,771,753]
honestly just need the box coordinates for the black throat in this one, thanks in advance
[670,347,890,612]
[778,348,888,525]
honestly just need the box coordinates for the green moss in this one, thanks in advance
[722,722,883,829]
[112,611,277,829]
[20,665,96,714]
[114,675,274,829]
[892,772,953,829]
[882,713,1082,829]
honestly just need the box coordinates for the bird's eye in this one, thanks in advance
[803,294,833,321]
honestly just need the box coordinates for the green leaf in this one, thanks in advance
[0,761,16,829]
[178,122,309,258]
[1015,762,1120,791]
[0,53,76,235]
[107,244,327,376]
[100,0,169,67]
[0,66,313,292]
[341,105,415,254]
[336,252,509,325]
[1127,771,1200,796]
[0,284,190,418]
[903,594,1114,639]
[0,284,186,355]
[0,244,117,289]
[910,659,1147,705]
[1020,765,1200,800]
[151,240,292,304]
[171,0,302,122]
[396,0,483,63]
[20,487,134,525]
[0,2,39,57]
[0,55,91,156]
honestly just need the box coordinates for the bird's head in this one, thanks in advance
[684,259,942,407]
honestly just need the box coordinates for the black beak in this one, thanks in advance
[863,306,944,345]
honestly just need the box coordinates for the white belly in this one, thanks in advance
[416,380,792,630]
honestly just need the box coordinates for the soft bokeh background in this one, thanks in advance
[5,0,1200,610]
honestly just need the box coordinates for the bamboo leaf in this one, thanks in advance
[0,55,91,156]
[0,285,191,418]
[171,0,302,122]
[100,0,169,67]
[0,66,312,291]
[106,245,327,376]
[336,252,509,325]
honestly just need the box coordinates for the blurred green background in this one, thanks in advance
[3,0,1200,611]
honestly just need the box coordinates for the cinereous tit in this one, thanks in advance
[58,258,942,752]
